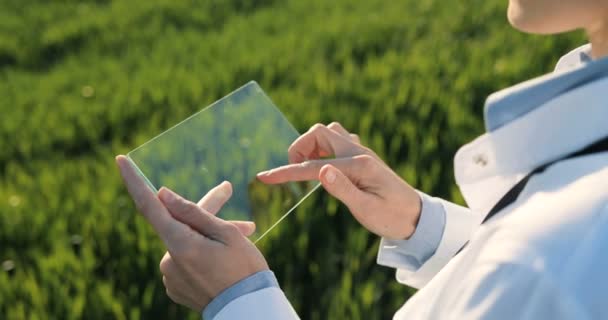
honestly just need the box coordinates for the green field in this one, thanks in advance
[0,0,585,319]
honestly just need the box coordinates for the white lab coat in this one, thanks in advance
[213,49,608,319]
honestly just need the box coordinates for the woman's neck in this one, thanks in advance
[587,18,608,59]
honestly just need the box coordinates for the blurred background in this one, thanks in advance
[0,0,585,319]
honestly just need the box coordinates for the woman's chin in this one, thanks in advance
[507,1,586,35]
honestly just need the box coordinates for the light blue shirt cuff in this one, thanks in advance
[378,192,446,271]
[202,270,279,320]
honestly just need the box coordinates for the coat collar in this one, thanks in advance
[483,44,605,132]
[455,48,608,216]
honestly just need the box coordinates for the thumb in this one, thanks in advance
[319,164,368,211]
[158,187,228,242]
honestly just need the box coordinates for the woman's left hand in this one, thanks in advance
[116,155,269,312]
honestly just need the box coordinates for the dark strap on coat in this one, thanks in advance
[454,135,608,256]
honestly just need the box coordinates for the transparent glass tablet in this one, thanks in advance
[127,81,319,242]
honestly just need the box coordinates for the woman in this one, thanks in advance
[116,0,608,318]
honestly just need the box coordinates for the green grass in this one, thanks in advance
[0,0,585,319]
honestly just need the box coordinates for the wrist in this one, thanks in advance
[377,187,421,240]
[404,191,423,239]
[391,187,422,240]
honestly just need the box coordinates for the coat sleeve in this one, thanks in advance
[378,195,477,289]
[210,287,300,320]
[202,270,300,320]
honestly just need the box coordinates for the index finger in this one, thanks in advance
[257,157,361,184]
[288,124,363,163]
[115,155,188,247]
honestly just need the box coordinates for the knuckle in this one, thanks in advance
[177,199,199,217]
[310,123,326,132]
[159,253,172,274]
[327,121,344,130]
[362,146,378,157]
[173,195,189,210]
[357,154,375,164]
[288,145,304,162]
[354,154,376,170]
[222,222,241,239]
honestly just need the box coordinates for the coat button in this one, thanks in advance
[473,154,488,167]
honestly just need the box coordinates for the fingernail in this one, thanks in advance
[246,222,256,234]
[325,168,336,184]
[115,155,125,166]
[257,171,269,177]
[159,187,176,203]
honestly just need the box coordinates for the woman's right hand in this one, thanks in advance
[257,122,422,240]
